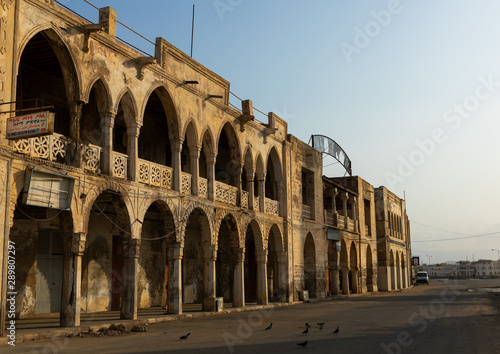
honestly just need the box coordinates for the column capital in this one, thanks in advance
[123,238,141,258]
[276,251,287,264]
[127,123,141,138]
[204,246,217,261]
[339,191,349,201]
[172,139,184,152]
[256,249,268,263]
[168,243,184,259]
[64,232,86,256]
[189,146,201,158]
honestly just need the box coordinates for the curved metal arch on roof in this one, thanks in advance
[310,134,352,176]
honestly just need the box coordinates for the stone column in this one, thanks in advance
[246,169,255,210]
[203,247,217,311]
[257,172,266,213]
[276,251,288,302]
[69,100,83,167]
[256,250,268,305]
[167,243,183,314]
[171,139,182,192]
[120,238,140,319]
[60,232,86,327]
[331,188,338,212]
[126,123,141,181]
[340,192,348,228]
[233,248,245,307]
[341,267,350,295]
[350,196,358,232]
[207,153,216,201]
[330,265,340,296]
[351,268,359,294]
[100,111,115,175]
[190,147,200,196]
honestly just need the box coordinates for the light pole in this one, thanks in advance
[426,255,432,265]
[491,249,500,261]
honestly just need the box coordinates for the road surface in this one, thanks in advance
[7,279,500,353]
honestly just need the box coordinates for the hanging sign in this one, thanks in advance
[6,111,54,139]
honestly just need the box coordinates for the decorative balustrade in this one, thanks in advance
[265,197,279,216]
[13,132,67,162]
[253,195,260,211]
[82,144,101,172]
[137,159,172,188]
[337,214,345,229]
[302,204,312,220]
[215,181,238,205]
[199,177,208,198]
[112,151,128,179]
[241,190,248,209]
[181,171,191,194]
[347,218,355,232]
[325,210,335,226]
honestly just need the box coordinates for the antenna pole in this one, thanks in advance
[190,4,195,57]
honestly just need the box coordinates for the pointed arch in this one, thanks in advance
[115,88,139,127]
[140,83,180,141]
[266,145,283,182]
[180,201,214,246]
[201,126,216,158]
[182,119,199,150]
[84,75,113,113]
[17,25,83,102]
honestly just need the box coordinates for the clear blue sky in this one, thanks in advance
[62,0,500,264]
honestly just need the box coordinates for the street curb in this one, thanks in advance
[1,288,407,346]
[0,302,294,346]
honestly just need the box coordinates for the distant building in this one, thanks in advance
[456,260,500,278]
[422,265,456,278]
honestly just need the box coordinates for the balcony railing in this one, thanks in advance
[348,218,355,232]
[215,181,237,205]
[181,171,191,194]
[13,132,67,162]
[337,214,345,228]
[265,197,279,216]
[112,151,128,179]
[82,144,101,172]
[302,204,312,220]
[199,177,208,198]
[325,210,335,226]
[253,195,260,211]
[241,190,248,209]
[137,159,172,189]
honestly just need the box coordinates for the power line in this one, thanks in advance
[410,220,468,235]
[413,231,500,243]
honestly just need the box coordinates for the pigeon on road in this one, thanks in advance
[302,327,309,335]
[180,333,191,340]
[332,326,339,334]
[265,323,273,331]
[297,341,308,347]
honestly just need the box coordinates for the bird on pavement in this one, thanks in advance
[297,341,308,347]
[180,333,191,340]
[332,326,340,334]
[317,322,325,326]
[302,327,309,335]
[265,323,273,331]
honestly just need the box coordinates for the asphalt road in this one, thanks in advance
[7,279,500,354]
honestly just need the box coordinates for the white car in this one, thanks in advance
[416,271,429,284]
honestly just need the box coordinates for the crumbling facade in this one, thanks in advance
[374,187,412,291]
[0,1,411,332]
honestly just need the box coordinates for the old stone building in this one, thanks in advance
[0,1,411,333]
[374,187,412,291]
